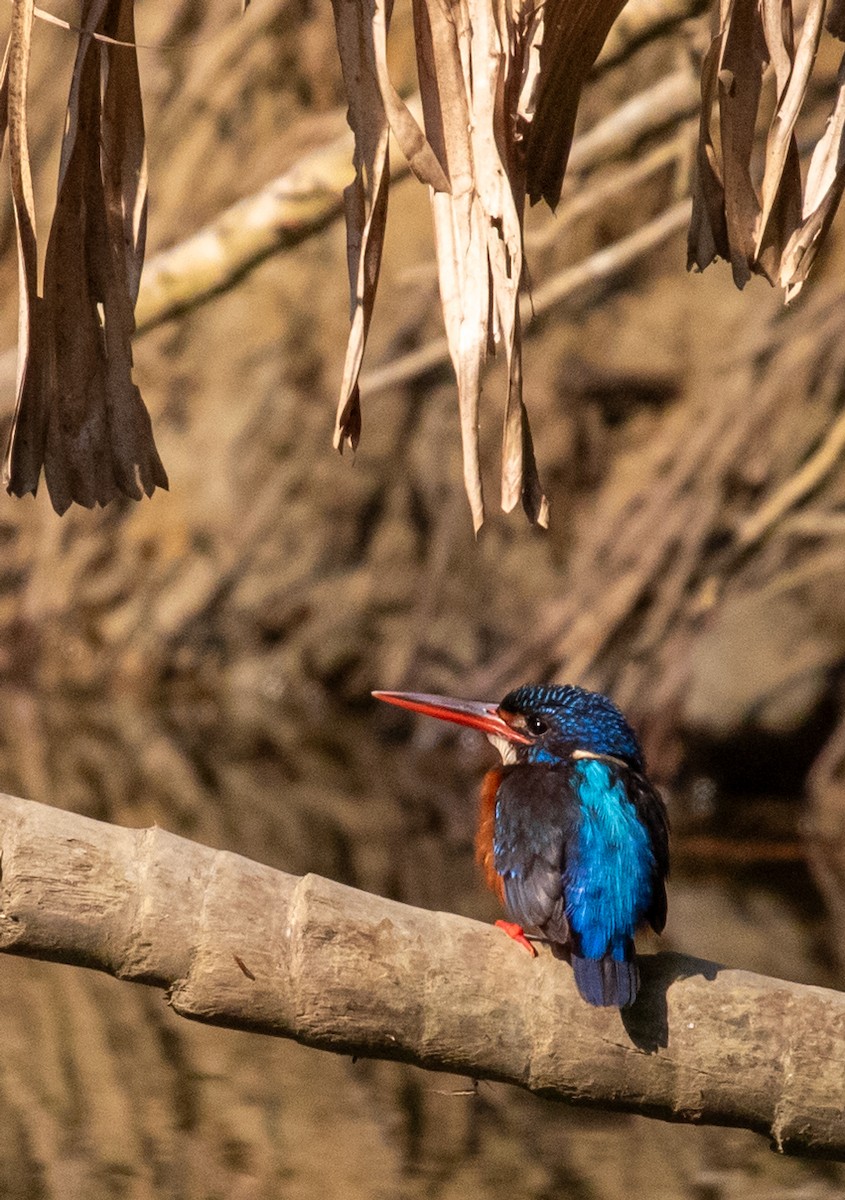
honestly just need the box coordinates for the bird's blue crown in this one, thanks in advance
[500,684,644,768]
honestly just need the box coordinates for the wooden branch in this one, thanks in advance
[1,790,843,1160]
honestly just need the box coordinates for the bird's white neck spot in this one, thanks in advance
[486,733,518,765]
[571,749,628,769]
[482,742,629,769]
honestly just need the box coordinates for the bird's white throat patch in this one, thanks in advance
[486,733,518,765]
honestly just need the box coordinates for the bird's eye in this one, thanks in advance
[525,715,548,737]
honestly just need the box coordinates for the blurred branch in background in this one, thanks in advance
[2,789,845,1161]
[135,109,373,333]
[134,63,699,336]
[360,202,692,397]
[469,276,845,749]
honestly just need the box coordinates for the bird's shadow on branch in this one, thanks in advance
[622,952,722,1053]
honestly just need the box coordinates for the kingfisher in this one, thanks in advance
[373,684,669,1008]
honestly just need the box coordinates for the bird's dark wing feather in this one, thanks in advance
[502,871,568,941]
[493,765,578,945]
[623,767,670,933]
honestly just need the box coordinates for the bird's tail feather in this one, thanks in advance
[572,953,639,1008]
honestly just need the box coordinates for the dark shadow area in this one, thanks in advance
[621,952,722,1052]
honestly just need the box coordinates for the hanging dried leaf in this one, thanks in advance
[331,0,554,529]
[803,53,845,213]
[718,0,768,286]
[102,0,148,307]
[95,0,166,502]
[421,0,489,532]
[523,0,630,209]
[371,0,449,192]
[688,32,730,272]
[690,0,845,296]
[3,0,167,513]
[331,0,845,523]
[472,0,544,524]
[2,0,44,496]
[780,52,845,296]
[331,0,392,453]
[755,0,824,264]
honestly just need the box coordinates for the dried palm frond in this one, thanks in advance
[689,0,845,297]
[332,0,633,530]
[1,0,166,515]
[3,0,844,523]
[333,0,845,530]
[334,0,627,530]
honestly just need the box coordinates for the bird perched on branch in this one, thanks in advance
[373,685,669,1008]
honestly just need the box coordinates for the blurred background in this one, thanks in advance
[1,0,845,1195]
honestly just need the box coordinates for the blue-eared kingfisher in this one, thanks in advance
[374,684,669,1008]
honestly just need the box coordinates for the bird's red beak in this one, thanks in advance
[372,690,532,744]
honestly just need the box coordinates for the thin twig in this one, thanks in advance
[736,404,845,550]
[566,68,698,174]
[361,202,691,396]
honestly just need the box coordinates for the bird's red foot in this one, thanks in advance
[495,920,537,957]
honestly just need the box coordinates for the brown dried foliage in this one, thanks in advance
[332,0,845,530]
[332,0,614,530]
[0,0,166,515]
[690,0,845,295]
[331,0,636,531]
[3,0,845,526]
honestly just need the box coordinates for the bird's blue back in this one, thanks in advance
[564,759,655,959]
